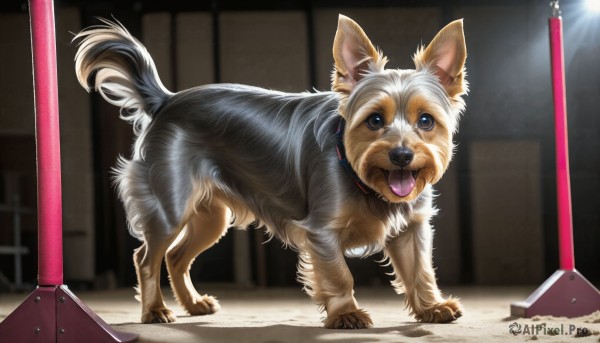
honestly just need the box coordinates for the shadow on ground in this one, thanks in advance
[113,322,435,343]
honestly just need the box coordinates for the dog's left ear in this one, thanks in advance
[415,19,467,98]
[332,15,387,95]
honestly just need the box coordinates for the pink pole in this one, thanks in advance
[0,3,138,341]
[30,0,63,286]
[549,16,575,271]
[510,0,600,319]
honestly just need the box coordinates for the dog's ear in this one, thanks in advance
[415,19,467,98]
[332,15,387,94]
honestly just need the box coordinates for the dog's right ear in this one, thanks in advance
[331,15,387,95]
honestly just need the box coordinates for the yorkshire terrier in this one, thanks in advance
[74,14,467,329]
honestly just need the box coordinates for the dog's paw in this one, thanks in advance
[141,307,177,323]
[184,294,221,316]
[415,298,463,323]
[324,308,373,329]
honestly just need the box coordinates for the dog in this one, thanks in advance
[73,14,467,329]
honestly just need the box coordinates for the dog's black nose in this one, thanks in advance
[389,147,414,167]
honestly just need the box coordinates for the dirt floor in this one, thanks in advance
[1,286,599,342]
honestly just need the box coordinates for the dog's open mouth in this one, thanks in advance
[384,169,419,197]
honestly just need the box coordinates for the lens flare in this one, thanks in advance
[587,0,600,13]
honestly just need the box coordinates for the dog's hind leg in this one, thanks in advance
[122,159,190,324]
[134,230,180,323]
[165,200,228,316]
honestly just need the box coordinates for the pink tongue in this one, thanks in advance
[388,170,416,197]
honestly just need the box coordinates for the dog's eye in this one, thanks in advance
[366,113,385,130]
[417,113,435,131]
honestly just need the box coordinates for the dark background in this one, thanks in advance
[0,0,598,291]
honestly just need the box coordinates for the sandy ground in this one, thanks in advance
[1,286,599,342]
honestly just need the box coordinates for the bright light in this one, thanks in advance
[586,0,600,13]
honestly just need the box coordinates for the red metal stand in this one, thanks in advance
[512,270,600,318]
[511,1,600,318]
[0,286,138,342]
[0,0,137,341]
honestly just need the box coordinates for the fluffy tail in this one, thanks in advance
[73,18,171,135]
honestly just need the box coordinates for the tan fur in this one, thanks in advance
[165,200,228,316]
[384,218,463,323]
[134,241,177,323]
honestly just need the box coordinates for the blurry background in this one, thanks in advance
[0,0,598,292]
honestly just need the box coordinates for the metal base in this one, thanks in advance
[511,269,600,318]
[0,285,138,343]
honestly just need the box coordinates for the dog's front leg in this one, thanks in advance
[384,220,462,323]
[298,233,373,329]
